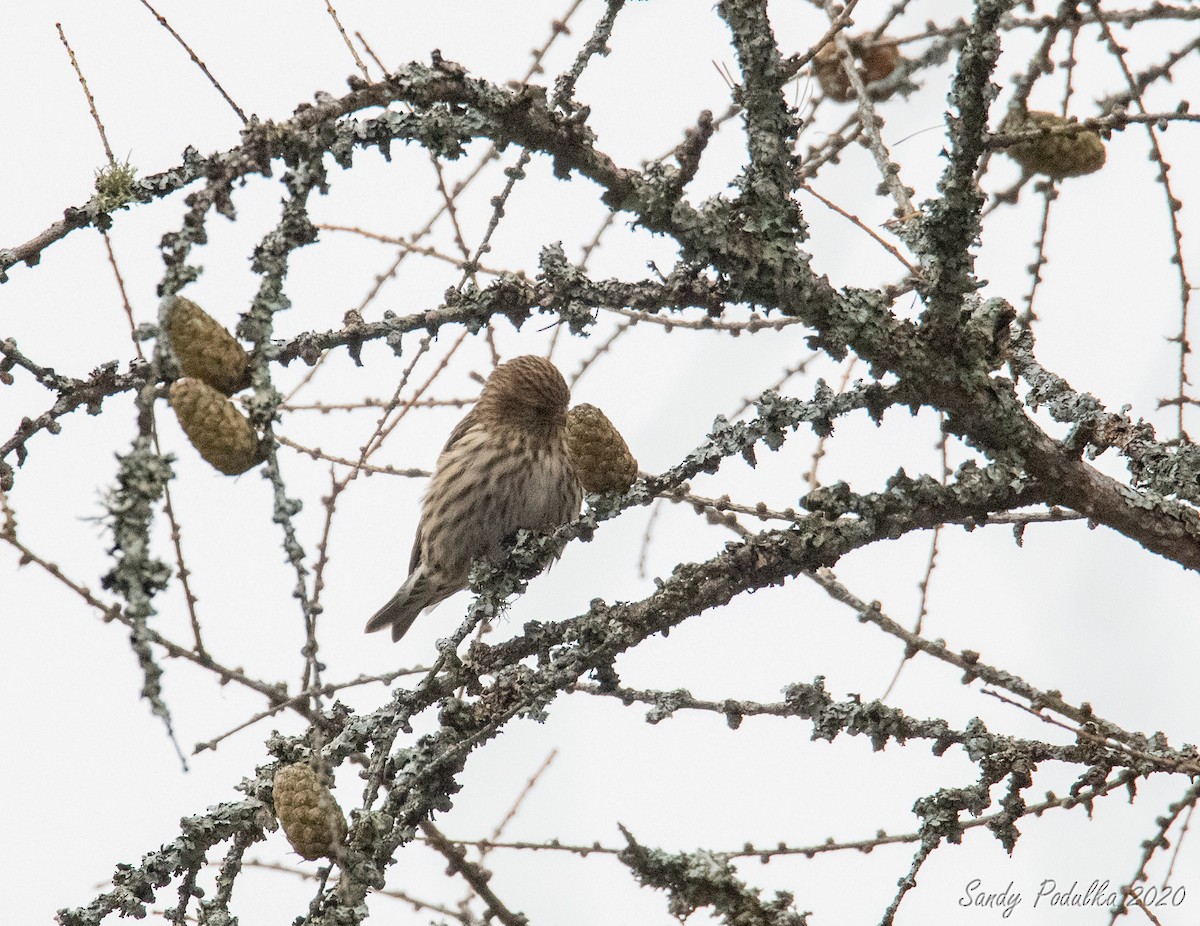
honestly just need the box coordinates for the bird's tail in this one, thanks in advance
[364,571,437,641]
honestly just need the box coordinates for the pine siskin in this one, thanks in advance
[365,355,583,642]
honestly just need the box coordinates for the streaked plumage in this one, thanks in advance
[365,355,583,642]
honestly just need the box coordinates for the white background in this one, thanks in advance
[3,1,1198,923]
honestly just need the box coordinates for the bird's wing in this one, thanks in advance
[407,409,479,574]
[440,409,479,454]
[408,522,423,574]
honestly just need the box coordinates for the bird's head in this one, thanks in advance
[476,355,571,434]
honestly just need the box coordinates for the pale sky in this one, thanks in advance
[4,2,1199,923]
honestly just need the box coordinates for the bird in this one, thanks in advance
[365,355,583,642]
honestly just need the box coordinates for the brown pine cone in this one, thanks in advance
[1002,110,1106,179]
[860,41,901,85]
[272,763,347,861]
[813,36,901,103]
[169,378,264,475]
[566,404,638,493]
[164,296,251,395]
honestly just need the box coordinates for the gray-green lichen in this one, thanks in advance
[100,438,176,732]
[93,159,139,213]
[56,796,271,926]
[619,824,809,926]
[15,12,1200,924]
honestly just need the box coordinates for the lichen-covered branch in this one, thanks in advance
[618,824,810,926]
[16,4,1200,924]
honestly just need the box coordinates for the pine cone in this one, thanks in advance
[860,41,901,85]
[164,296,251,395]
[272,763,347,861]
[566,404,638,493]
[169,378,263,475]
[813,36,901,103]
[1002,110,1106,179]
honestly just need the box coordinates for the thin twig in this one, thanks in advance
[323,0,370,80]
[55,23,115,163]
[420,821,531,926]
[136,0,247,123]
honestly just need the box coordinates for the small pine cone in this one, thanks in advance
[859,41,900,86]
[813,43,854,102]
[1002,110,1106,179]
[164,296,251,395]
[169,378,263,475]
[272,763,347,861]
[813,36,901,102]
[566,404,638,493]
